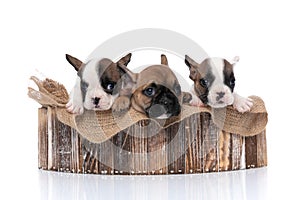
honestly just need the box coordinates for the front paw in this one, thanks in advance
[112,96,131,115]
[233,96,253,113]
[66,99,84,115]
[182,92,192,104]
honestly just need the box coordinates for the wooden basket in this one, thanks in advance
[38,106,267,175]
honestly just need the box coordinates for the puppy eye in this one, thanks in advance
[144,87,156,97]
[199,78,208,88]
[106,83,115,91]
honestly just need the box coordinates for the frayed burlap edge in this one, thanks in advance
[28,76,268,143]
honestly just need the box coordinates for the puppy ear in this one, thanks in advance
[184,55,198,81]
[184,55,198,68]
[66,54,84,71]
[231,56,240,66]
[118,53,132,66]
[161,54,169,66]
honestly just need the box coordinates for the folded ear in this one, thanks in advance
[184,55,198,81]
[66,54,84,71]
[118,53,132,66]
[231,56,240,66]
[161,54,169,66]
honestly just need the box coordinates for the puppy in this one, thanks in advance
[116,54,191,119]
[65,53,131,114]
[184,55,253,113]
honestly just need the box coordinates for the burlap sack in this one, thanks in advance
[28,76,268,143]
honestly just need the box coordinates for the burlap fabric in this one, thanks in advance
[28,76,268,143]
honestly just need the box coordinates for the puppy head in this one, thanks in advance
[67,53,131,111]
[118,55,182,119]
[185,55,238,108]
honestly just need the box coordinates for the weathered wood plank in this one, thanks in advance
[231,133,244,170]
[47,107,59,171]
[257,130,267,167]
[167,122,185,174]
[147,123,167,175]
[201,113,219,172]
[218,131,231,171]
[185,114,202,173]
[246,130,267,169]
[38,107,48,170]
[71,129,80,173]
[57,121,72,172]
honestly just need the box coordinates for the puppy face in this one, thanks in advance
[185,55,236,108]
[132,65,182,119]
[66,53,131,113]
[118,58,183,119]
[78,58,122,110]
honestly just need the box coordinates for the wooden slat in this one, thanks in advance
[257,130,268,167]
[47,107,59,170]
[201,113,219,172]
[147,123,167,175]
[71,129,80,173]
[57,121,72,172]
[166,122,185,174]
[245,130,267,169]
[231,133,243,170]
[185,114,202,173]
[38,107,48,170]
[218,131,231,171]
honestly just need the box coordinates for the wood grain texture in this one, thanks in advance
[38,107,48,170]
[38,107,267,175]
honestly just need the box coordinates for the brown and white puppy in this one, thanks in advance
[184,55,253,113]
[65,53,131,114]
[116,54,191,119]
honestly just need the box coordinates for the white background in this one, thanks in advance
[1,0,299,199]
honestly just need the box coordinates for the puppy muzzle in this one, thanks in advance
[207,85,234,108]
[147,91,181,119]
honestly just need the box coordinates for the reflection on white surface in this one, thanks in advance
[39,168,267,200]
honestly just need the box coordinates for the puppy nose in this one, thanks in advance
[92,97,100,105]
[216,92,225,101]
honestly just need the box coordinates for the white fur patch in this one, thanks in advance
[209,57,225,83]
[156,113,172,119]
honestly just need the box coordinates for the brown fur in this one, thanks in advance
[66,54,84,71]
[185,56,210,98]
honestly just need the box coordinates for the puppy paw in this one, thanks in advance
[182,92,193,104]
[112,96,131,115]
[66,99,84,115]
[189,94,205,107]
[233,95,253,113]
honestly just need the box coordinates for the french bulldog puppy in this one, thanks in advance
[184,55,253,113]
[65,53,131,114]
[115,54,191,119]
